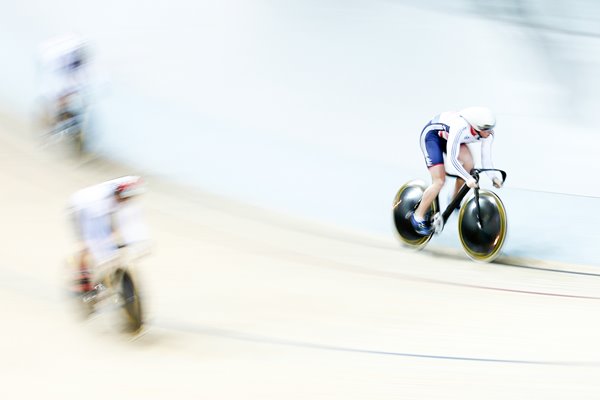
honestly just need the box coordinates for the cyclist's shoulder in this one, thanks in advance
[432,111,463,125]
[71,181,113,204]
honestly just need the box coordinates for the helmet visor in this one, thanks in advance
[477,123,495,131]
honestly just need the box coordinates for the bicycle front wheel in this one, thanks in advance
[114,268,144,334]
[458,190,507,262]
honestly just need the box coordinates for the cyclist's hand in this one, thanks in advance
[492,177,503,188]
[466,178,479,189]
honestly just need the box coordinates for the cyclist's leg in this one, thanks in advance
[452,144,474,198]
[415,131,446,221]
[76,249,93,292]
[69,208,94,293]
[77,210,116,291]
[415,164,445,221]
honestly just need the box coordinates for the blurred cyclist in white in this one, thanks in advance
[68,176,147,294]
[37,33,91,136]
[411,106,503,236]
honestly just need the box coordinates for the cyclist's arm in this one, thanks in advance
[446,126,472,182]
[481,134,502,181]
[109,209,126,248]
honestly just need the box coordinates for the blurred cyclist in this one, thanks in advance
[37,33,91,137]
[68,176,146,294]
[411,106,503,236]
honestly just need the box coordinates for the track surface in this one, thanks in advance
[1,124,600,399]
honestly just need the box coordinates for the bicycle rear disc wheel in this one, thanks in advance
[458,190,507,262]
[116,269,143,334]
[74,128,84,156]
[392,180,437,250]
[67,124,85,158]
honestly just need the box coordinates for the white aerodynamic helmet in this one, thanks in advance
[459,106,496,131]
[114,176,145,199]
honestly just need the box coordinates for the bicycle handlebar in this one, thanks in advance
[446,168,507,184]
[471,168,507,184]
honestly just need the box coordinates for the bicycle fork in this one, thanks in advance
[474,188,483,228]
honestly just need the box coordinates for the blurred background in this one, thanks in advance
[3,2,600,398]
[0,0,599,259]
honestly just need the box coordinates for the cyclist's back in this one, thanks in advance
[69,176,144,268]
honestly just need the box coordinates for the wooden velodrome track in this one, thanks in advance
[1,116,600,399]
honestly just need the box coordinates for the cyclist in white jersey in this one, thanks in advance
[411,106,503,236]
[37,34,91,136]
[68,176,146,293]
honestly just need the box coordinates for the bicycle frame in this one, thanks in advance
[392,168,507,261]
[77,243,149,332]
[436,168,507,229]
